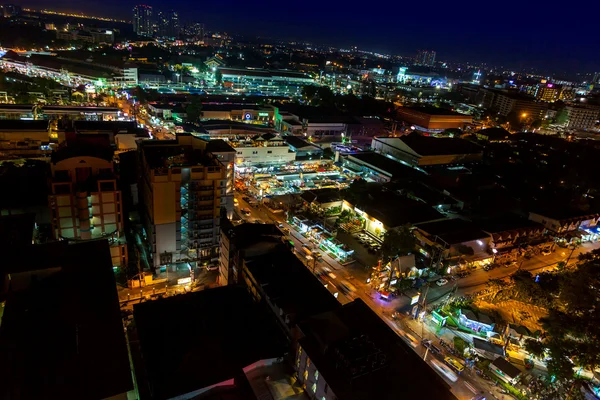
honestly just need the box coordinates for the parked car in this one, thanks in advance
[541,249,552,256]
[436,278,449,287]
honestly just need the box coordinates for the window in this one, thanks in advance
[311,383,316,393]
[252,151,258,155]
[314,370,319,381]
[267,150,272,154]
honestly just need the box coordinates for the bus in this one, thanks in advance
[444,356,465,373]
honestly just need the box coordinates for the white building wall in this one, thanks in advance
[234,145,295,166]
[154,222,177,268]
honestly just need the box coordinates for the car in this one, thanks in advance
[542,249,552,256]
[436,278,449,287]
[313,252,322,258]
[241,208,251,215]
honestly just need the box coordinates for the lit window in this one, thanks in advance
[311,383,316,393]
[314,370,319,381]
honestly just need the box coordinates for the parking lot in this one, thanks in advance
[336,231,381,268]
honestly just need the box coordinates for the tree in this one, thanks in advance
[485,278,508,295]
[185,96,203,123]
[214,69,223,84]
[301,85,318,104]
[524,338,546,359]
[315,86,334,106]
[380,225,415,261]
[555,108,569,125]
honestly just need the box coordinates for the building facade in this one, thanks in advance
[133,5,153,37]
[232,134,295,167]
[415,50,436,66]
[48,144,127,267]
[565,105,599,129]
[138,134,234,268]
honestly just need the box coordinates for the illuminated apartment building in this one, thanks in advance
[138,134,234,269]
[48,139,127,267]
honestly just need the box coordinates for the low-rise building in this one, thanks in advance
[414,218,491,269]
[489,357,522,385]
[529,209,600,242]
[133,285,288,400]
[218,220,285,286]
[342,151,425,182]
[458,309,495,333]
[396,106,472,132]
[295,299,457,400]
[342,189,445,239]
[282,135,323,159]
[0,119,52,159]
[371,134,483,167]
[231,133,295,167]
[0,240,134,400]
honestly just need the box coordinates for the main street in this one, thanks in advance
[235,192,600,399]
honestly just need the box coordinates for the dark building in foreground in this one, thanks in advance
[295,299,457,400]
[133,285,288,400]
[0,240,133,400]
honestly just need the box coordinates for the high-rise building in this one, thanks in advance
[48,137,127,267]
[133,4,153,37]
[0,4,21,18]
[138,134,234,268]
[156,10,180,38]
[533,83,562,102]
[565,105,600,130]
[415,50,436,66]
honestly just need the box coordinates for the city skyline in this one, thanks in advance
[7,0,600,76]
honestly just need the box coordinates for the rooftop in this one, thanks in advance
[243,247,340,329]
[529,208,600,222]
[73,120,137,133]
[0,119,49,131]
[478,127,512,140]
[205,139,236,153]
[139,136,219,170]
[219,67,312,80]
[301,188,342,204]
[472,337,505,357]
[347,151,424,180]
[283,135,320,150]
[134,285,287,400]
[478,215,544,234]
[51,140,114,164]
[355,189,445,228]
[415,218,488,245]
[399,106,464,116]
[0,241,133,400]
[491,357,522,379]
[399,134,482,156]
[298,299,456,400]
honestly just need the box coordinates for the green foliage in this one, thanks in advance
[453,336,468,355]
[524,338,546,359]
[214,69,223,84]
[555,108,569,125]
[185,96,203,122]
[301,85,318,104]
[537,252,600,384]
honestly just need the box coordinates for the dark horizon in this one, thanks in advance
[8,0,600,77]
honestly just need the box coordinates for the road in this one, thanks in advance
[236,191,600,399]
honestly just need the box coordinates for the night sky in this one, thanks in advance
[11,0,600,75]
